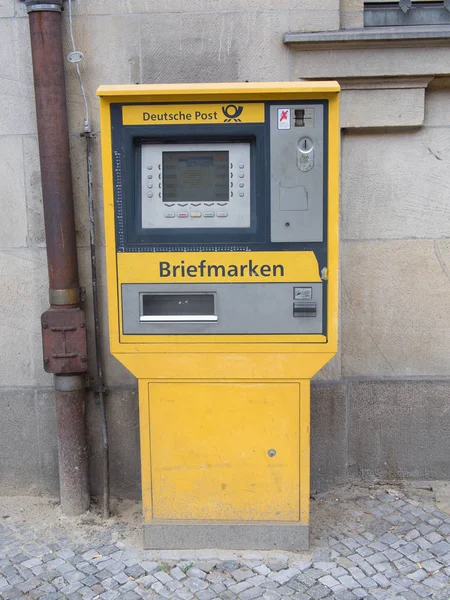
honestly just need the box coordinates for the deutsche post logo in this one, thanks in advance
[222,104,244,122]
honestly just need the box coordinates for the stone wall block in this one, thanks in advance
[69,0,339,16]
[424,87,450,126]
[0,0,14,18]
[0,249,51,387]
[23,136,45,247]
[62,15,140,134]
[290,47,450,79]
[342,240,450,377]
[140,10,339,85]
[341,87,425,129]
[140,12,240,84]
[0,136,27,247]
[35,389,60,496]
[69,134,105,249]
[342,128,450,240]
[311,382,348,492]
[0,18,36,136]
[87,388,141,499]
[339,0,363,29]
[348,380,450,481]
[0,389,40,494]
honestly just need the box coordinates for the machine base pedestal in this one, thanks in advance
[143,522,309,551]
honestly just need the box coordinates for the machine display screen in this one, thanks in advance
[162,151,229,204]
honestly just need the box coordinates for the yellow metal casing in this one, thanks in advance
[97,82,340,550]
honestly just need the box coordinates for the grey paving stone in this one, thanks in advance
[21,558,42,569]
[196,562,218,573]
[230,567,253,582]
[267,562,287,572]
[99,592,120,600]
[401,591,421,600]
[166,578,183,592]
[1,588,23,599]
[318,574,340,588]
[176,589,194,600]
[276,584,296,596]
[429,540,450,556]
[339,575,359,590]
[228,581,253,594]
[196,588,218,600]
[290,562,311,572]
[140,561,159,574]
[420,558,443,572]
[216,562,239,572]
[184,576,208,592]
[262,592,281,600]
[186,567,206,580]
[308,583,331,599]
[218,591,236,600]
[151,581,176,598]
[154,571,174,585]
[254,565,271,576]
[170,567,186,581]
[356,547,373,558]
[212,582,226,594]
[247,575,266,587]
[421,576,447,590]
[411,582,434,597]
[239,587,264,600]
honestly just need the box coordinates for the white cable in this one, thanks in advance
[67,0,91,132]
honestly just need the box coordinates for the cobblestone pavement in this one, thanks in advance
[1,484,450,600]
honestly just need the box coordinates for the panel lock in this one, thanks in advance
[293,302,317,318]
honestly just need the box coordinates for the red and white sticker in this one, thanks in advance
[277,108,291,130]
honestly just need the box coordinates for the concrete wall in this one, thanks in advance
[1,0,450,498]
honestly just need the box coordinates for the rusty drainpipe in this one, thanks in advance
[25,0,90,515]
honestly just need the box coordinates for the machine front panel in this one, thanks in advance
[122,282,324,335]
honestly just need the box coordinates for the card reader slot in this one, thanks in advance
[140,293,217,323]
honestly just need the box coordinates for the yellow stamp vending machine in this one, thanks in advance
[97,82,340,550]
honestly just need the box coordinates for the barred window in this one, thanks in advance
[364,1,450,26]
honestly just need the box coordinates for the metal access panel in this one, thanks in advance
[270,104,324,242]
[148,382,300,521]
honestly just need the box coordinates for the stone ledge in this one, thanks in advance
[338,76,433,128]
[284,24,450,49]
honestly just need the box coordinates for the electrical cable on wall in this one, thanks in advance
[66,0,110,519]
[67,0,90,132]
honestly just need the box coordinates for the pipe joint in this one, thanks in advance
[25,1,63,13]
[50,287,81,306]
[54,374,86,392]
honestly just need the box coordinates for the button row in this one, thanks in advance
[164,211,228,218]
